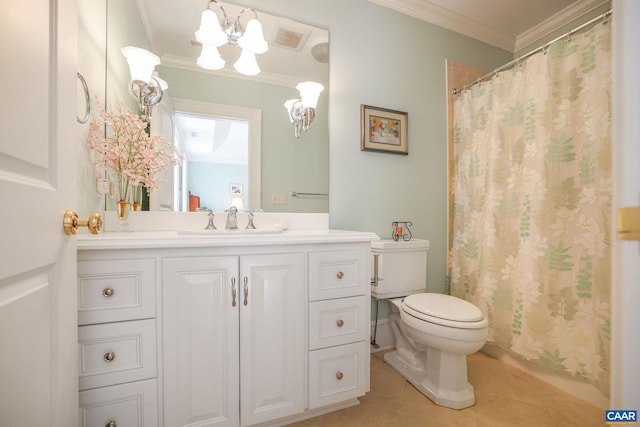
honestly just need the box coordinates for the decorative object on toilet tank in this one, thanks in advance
[360,105,408,155]
[392,221,412,241]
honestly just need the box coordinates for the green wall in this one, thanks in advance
[233,0,511,320]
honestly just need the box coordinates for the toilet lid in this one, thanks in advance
[402,293,484,323]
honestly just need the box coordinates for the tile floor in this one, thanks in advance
[289,350,605,427]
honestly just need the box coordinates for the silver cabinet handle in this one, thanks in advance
[231,277,237,307]
[102,287,114,297]
[103,352,115,362]
[243,277,248,306]
[336,371,344,380]
[337,319,344,328]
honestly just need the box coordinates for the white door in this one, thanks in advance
[612,0,640,409]
[0,0,79,426]
[240,253,305,427]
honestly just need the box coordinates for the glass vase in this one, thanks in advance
[130,183,143,211]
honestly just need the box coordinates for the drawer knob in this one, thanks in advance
[336,319,344,328]
[336,371,344,380]
[102,287,114,297]
[103,351,116,362]
[106,421,117,427]
[336,271,344,279]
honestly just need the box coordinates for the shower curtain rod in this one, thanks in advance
[452,9,612,95]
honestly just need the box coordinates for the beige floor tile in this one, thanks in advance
[287,350,604,427]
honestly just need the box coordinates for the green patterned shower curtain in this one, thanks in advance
[451,21,611,394]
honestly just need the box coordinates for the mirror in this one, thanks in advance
[79,0,329,214]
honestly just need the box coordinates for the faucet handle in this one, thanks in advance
[246,209,257,229]
[205,209,216,230]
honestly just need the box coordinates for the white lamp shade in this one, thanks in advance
[231,197,245,210]
[234,49,260,76]
[296,81,324,109]
[121,46,160,84]
[284,99,299,122]
[197,44,225,70]
[238,19,268,54]
[195,9,227,47]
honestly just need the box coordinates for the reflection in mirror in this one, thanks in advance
[77,0,329,214]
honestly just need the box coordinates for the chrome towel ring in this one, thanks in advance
[76,72,91,124]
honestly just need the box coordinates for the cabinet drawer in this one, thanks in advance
[79,319,157,391]
[309,296,367,350]
[78,258,156,325]
[79,378,158,427]
[308,341,367,409]
[309,250,367,300]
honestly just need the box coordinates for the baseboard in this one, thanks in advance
[482,344,609,409]
[370,318,394,353]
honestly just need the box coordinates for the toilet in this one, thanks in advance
[371,239,488,409]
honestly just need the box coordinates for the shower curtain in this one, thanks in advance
[451,21,611,394]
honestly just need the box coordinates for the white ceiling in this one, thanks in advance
[368,0,609,51]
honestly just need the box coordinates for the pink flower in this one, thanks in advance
[88,99,179,201]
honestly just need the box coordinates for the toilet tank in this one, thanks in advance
[371,239,429,299]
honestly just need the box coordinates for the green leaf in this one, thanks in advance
[549,133,577,163]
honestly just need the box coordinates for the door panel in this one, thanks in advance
[0,0,78,425]
[240,253,305,426]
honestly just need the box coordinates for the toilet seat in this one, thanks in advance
[401,293,487,329]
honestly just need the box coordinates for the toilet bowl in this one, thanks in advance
[371,240,488,410]
[384,293,488,409]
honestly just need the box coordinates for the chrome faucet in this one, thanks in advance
[205,209,216,230]
[225,206,238,229]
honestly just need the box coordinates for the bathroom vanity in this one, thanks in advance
[76,225,377,426]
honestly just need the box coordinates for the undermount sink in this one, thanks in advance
[178,228,284,236]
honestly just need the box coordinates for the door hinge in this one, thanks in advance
[617,207,640,240]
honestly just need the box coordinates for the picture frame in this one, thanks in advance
[360,104,408,155]
[229,183,243,196]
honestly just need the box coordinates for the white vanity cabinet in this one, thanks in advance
[162,252,305,427]
[77,256,159,427]
[77,229,376,427]
[307,249,370,409]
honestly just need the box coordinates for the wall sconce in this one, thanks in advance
[195,0,268,76]
[121,46,167,119]
[284,82,324,138]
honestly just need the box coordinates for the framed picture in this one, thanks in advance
[229,183,243,196]
[361,104,408,155]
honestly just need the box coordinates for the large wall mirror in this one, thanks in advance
[77,0,329,215]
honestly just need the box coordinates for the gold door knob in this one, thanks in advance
[63,211,102,235]
[336,371,344,380]
[102,288,114,297]
[336,319,344,328]
[336,271,344,279]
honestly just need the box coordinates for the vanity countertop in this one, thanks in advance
[76,229,380,250]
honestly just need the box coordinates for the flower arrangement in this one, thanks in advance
[88,100,178,208]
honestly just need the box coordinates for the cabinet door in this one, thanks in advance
[163,257,239,427]
[239,253,305,426]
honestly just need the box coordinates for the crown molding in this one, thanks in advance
[368,0,609,53]
[368,0,515,51]
[160,54,299,89]
[514,0,609,51]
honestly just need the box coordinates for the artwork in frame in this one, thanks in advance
[229,183,243,196]
[361,104,408,155]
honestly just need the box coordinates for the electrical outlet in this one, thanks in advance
[272,193,287,205]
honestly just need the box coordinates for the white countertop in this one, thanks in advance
[76,229,380,250]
